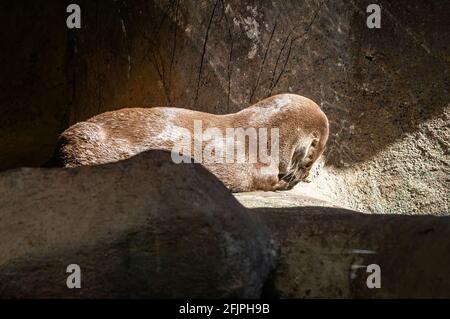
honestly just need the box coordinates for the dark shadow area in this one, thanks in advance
[251,206,450,298]
[0,0,228,170]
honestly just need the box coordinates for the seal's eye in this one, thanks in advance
[311,139,318,147]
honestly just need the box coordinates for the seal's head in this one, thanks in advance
[261,94,329,190]
[280,130,327,188]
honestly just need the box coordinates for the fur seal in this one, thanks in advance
[49,94,329,192]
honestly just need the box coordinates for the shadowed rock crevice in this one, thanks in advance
[252,206,450,298]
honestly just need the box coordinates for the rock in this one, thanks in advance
[253,206,450,298]
[234,191,339,209]
[0,150,277,298]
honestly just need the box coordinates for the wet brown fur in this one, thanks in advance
[51,94,329,192]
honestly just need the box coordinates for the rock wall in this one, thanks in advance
[0,0,449,213]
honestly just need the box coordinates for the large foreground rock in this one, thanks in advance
[0,150,277,298]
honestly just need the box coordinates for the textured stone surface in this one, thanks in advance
[1,0,448,214]
[234,191,338,209]
[0,150,277,298]
[299,108,450,215]
[253,206,450,298]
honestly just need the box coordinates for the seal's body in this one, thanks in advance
[51,94,329,192]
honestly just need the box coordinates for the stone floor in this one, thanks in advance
[234,190,341,209]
